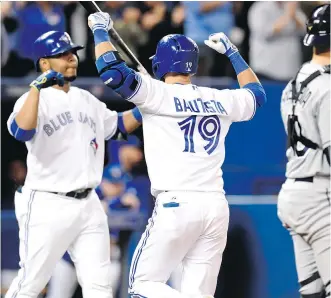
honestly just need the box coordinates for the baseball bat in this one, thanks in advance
[80,1,149,75]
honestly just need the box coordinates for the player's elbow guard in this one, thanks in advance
[96,51,141,100]
[244,82,267,108]
[10,118,36,142]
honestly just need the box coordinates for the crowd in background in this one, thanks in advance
[1,1,327,80]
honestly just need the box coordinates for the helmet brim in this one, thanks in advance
[49,43,85,57]
[35,44,84,71]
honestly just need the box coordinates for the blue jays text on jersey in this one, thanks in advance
[43,111,97,136]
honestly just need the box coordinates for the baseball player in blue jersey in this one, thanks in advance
[5,30,143,298]
[88,12,267,298]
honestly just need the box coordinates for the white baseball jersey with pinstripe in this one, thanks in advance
[278,61,330,297]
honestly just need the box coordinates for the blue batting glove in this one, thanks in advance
[30,70,64,91]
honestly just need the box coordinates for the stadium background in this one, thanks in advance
[1,1,328,298]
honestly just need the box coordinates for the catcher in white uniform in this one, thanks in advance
[88,12,267,298]
[278,4,330,298]
[6,31,142,298]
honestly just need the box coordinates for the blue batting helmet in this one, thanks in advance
[150,34,199,80]
[303,4,330,46]
[33,31,84,70]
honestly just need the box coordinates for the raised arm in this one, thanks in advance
[87,13,144,102]
[90,14,117,59]
[8,70,64,142]
[87,13,143,136]
[204,32,266,108]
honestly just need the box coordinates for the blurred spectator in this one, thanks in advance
[1,1,34,76]
[134,1,180,74]
[105,136,143,184]
[248,1,306,82]
[64,2,89,64]
[100,136,143,212]
[100,164,141,213]
[2,1,66,76]
[299,1,330,17]
[1,2,12,67]
[232,1,254,63]
[16,1,66,60]
[8,160,27,190]
[2,159,27,208]
[1,22,10,67]
[103,2,148,64]
[171,2,185,32]
[100,138,143,295]
[62,1,148,76]
[183,1,235,76]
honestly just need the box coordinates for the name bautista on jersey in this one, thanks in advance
[43,111,96,136]
[173,97,228,115]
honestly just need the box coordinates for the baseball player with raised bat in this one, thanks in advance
[278,4,330,298]
[87,10,266,298]
[5,31,142,298]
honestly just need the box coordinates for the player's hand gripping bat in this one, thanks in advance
[79,1,150,76]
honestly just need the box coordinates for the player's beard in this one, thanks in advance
[64,63,78,82]
[64,76,77,82]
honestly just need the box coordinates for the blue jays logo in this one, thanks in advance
[90,138,98,155]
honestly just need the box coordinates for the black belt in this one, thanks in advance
[52,188,92,199]
[16,186,91,199]
[294,177,314,183]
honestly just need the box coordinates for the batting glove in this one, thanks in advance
[88,12,113,33]
[30,70,64,91]
[204,32,238,57]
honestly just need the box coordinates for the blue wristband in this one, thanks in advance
[93,29,110,45]
[117,108,142,134]
[229,52,249,75]
[117,113,126,133]
[132,107,142,123]
[10,118,36,142]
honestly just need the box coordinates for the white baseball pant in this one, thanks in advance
[5,187,113,298]
[129,190,229,298]
[278,177,330,297]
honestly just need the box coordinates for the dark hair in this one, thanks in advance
[315,43,331,55]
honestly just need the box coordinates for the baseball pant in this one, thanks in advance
[278,177,330,297]
[129,190,229,298]
[5,188,113,298]
[46,244,121,298]
[46,258,77,298]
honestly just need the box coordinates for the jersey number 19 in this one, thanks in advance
[178,115,221,155]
